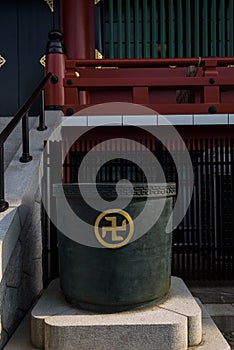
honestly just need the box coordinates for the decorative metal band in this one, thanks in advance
[44,0,54,12]
[94,0,102,4]
[40,55,46,67]
[0,55,6,68]
[54,183,176,199]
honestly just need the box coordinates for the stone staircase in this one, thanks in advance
[0,111,62,349]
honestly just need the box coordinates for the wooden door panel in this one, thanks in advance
[0,0,18,115]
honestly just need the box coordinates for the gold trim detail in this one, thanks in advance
[0,55,6,68]
[94,0,102,4]
[44,0,54,12]
[40,55,46,67]
[95,49,103,60]
[95,49,103,69]
[95,49,118,69]
[94,209,134,249]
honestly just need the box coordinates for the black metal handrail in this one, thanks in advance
[0,72,52,212]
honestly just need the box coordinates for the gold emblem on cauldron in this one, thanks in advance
[94,209,134,248]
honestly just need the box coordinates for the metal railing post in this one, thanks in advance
[20,112,32,163]
[37,89,47,131]
[0,73,51,212]
[0,145,9,212]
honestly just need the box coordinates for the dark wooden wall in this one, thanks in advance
[0,0,59,115]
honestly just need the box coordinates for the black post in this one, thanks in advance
[37,90,47,131]
[0,145,9,212]
[20,112,32,163]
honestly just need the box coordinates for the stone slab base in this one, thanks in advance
[4,302,230,350]
[31,276,204,350]
[4,277,231,350]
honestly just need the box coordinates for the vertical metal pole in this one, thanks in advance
[210,138,215,278]
[231,138,234,271]
[194,138,200,279]
[186,0,191,57]
[169,0,175,57]
[203,0,208,56]
[214,138,219,277]
[126,0,131,58]
[117,0,123,58]
[229,0,234,56]
[211,0,217,56]
[0,145,9,212]
[177,0,183,57]
[204,138,211,277]
[160,0,166,58]
[20,112,32,163]
[109,0,114,58]
[151,0,157,57]
[199,138,204,279]
[220,0,226,56]
[37,89,47,131]
[95,0,103,54]
[143,0,148,58]
[194,0,200,56]
[224,138,230,280]
[134,0,140,58]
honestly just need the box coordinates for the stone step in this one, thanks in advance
[192,299,231,350]
[203,304,234,333]
[31,277,203,350]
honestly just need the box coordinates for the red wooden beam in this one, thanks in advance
[62,103,234,115]
[62,58,234,115]
[66,57,234,68]
[64,76,234,87]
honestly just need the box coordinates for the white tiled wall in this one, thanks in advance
[62,114,234,126]
[194,114,228,125]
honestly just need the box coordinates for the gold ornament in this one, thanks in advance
[40,55,46,67]
[44,0,54,12]
[0,55,6,68]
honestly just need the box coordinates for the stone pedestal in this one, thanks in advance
[30,277,230,350]
[31,277,230,350]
